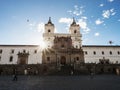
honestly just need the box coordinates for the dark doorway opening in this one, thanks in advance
[60,56,66,65]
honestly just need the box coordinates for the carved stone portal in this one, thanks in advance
[17,52,29,65]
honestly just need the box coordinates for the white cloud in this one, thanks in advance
[28,22,36,30]
[111,12,116,16]
[59,18,72,32]
[103,23,106,26]
[94,33,100,36]
[95,19,104,25]
[102,10,110,18]
[73,11,80,16]
[110,8,114,12]
[64,5,90,34]
[82,27,90,34]
[74,5,79,10]
[29,23,35,27]
[81,16,87,20]
[102,8,116,19]
[59,17,90,34]
[28,22,45,33]
[82,38,89,44]
[118,19,120,22]
[78,19,87,29]
[37,22,44,33]
[59,18,72,24]
[108,0,114,2]
[67,5,85,16]
[54,28,57,33]
[73,5,81,16]
[77,18,90,34]
[99,4,104,7]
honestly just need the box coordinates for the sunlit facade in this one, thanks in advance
[0,18,120,65]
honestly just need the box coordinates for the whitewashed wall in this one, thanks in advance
[0,45,120,64]
[0,45,42,64]
[83,46,120,63]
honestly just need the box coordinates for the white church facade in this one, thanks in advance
[0,18,120,65]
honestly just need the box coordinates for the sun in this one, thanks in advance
[38,39,48,51]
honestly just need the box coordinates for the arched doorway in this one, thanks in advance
[19,58,27,64]
[17,52,29,65]
[60,56,66,65]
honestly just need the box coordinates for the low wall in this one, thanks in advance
[0,64,120,75]
[0,64,56,75]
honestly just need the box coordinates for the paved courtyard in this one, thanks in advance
[0,75,120,90]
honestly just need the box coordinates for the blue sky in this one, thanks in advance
[0,0,120,45]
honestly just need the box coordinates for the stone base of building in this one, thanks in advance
[0,64,120,75]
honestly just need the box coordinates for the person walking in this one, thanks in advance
[13,73,17,81]
[13,68,17,81]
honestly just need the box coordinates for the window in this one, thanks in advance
[11,49,14,54]
[74,30,77,34]
[102,51,104,55]
[34,50,37,53]
[118,51,120,55]
[0,49,2,54]
[76,45,78,48]
[76,57,79,61]
[85,51,88,55]
[9,56,13,62]
[47,57,50,61]
[61,44,64,48]
[93,51,96,55]
[48,29,51,33]
[23,50,26,53]
[110,51,112,55]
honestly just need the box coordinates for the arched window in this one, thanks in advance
[76,57,79,61]
[9,56,13,62]
[85,51,88,55]
[118,51,120,55]
[110,51,112,55]
[48,29,51,33]
[93,51,96,55]
[11,49,14,54]
[0,49,2,54]
[74,30,77,34]
[102,51,104,55]
[34,50,37,53]
[47,57,50,61]
[23,49,26,53]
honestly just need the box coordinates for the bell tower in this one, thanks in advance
[69,18,80,35]
[69,18,82,48]
[44,17,55,34]
[43,17,55,48]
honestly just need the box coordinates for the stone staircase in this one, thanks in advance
[48,65,74,75]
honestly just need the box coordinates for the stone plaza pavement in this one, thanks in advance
[0,75,120,90]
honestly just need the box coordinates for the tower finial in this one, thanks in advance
[46,17,54,26]
[71,17,76,25]
[73,17,75,22]
[48,17,52,23]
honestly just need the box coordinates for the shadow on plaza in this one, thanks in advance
[0,74,120,90]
